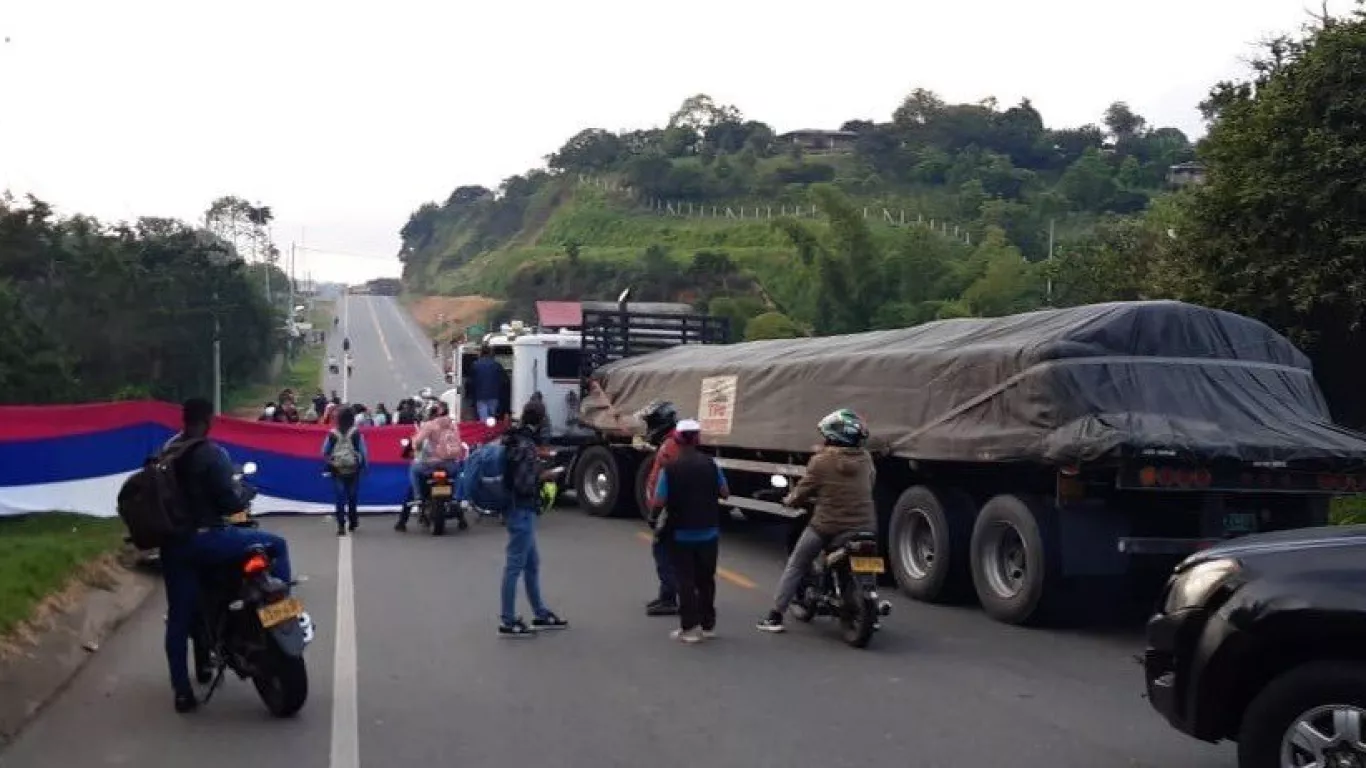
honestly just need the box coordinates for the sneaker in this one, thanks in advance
[756,611,785,633]
[456,518,469,531]
[194,665,213,685]
[336,528,347,537]
[532,612,569,630]
[701,627,717,640]
[671,628,703,644]
[646,599,679,617]
[498,618,536,638]
[348,519,359,532]
[394,521,407,532]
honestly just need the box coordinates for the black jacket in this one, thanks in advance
[170,437,243,529]
[659,449,724,536]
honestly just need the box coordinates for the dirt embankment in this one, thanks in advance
[407,295,502,342]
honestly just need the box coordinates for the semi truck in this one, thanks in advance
[568,300,1366,626]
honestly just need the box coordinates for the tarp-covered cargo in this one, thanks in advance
[581,301,1366,466]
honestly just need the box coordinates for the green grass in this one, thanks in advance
[1331,495,1366,525]
[0,513,126,637]
[225,301,332,413]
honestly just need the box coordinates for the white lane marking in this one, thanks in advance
[330,535,359,768]
[366,297,396,366]
[342,295,351,403]
[386,299,446,378]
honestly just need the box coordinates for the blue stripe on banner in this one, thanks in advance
[3,426,413,508]
[0,424,176,485]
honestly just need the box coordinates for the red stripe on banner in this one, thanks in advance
[0,400,506,458]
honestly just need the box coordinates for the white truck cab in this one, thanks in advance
[450,321,583,430]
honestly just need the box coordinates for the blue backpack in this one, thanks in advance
[459,442,510,512]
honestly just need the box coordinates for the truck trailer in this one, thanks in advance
[570,300,1366,626]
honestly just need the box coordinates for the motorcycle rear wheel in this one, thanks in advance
[430,501,446,536]
[252,642,308,717]
[838,573,877,649]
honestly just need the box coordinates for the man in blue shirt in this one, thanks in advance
[651,419,729,644]
[470,345,504,421]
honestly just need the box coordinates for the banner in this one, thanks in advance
[0,401,504,518]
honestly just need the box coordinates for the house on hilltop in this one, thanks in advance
[777,129,858,153]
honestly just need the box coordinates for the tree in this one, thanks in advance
[547,128,624,173]
[1171,9,1366,422]
[1058,147,1118,211]
[668,94,742,136]
[1103,101,1147,141]
[745,311,804,340]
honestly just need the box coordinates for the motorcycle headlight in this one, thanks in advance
[1164,558,1240,614]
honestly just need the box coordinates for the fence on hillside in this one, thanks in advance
[576,175,974,247]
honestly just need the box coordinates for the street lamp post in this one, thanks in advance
[212,290,222,415]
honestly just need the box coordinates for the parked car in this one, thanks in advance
[1143,524,1366,768]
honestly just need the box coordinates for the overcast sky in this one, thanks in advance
[0,0,1348,285]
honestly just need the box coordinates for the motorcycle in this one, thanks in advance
[196,461,314,717]
[766,475,891,649]
[399,438,469,536]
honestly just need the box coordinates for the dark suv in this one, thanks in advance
[1144,524,1366,768]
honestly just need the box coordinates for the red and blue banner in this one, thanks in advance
[0,401,505,518]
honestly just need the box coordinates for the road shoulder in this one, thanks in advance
[0,553,156,747]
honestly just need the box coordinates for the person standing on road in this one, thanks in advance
[471,345,503,422]
[640,401,682,616]
[374,402,391,427]
[323,407,368,536]
[498,401,569,637]
[757,409,875,634]
[650,419,729,644]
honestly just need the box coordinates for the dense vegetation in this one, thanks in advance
[0,195,290,405]
[405,8,1364,423]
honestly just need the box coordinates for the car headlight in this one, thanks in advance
[1164,558,1240,613]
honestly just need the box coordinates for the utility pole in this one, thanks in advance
[212,290,222,415]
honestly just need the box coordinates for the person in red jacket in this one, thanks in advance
[640,401,682,616]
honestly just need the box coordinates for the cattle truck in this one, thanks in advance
[570,300,1366,627]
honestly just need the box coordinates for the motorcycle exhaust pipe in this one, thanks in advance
[877,600,893,617]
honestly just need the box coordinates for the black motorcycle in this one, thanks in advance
[767,475,892,649]
[399,438,468,536]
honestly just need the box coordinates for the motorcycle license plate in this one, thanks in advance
[850,556,885,574]
[257,597,304,629]
[430,485,452,498]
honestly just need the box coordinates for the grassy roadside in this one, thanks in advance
[1331,495,1366,525]
[226,300,334,416]
[0,513,126,638]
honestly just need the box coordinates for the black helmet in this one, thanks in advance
[637,400,679,445]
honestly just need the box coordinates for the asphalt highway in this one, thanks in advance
[0,296,1237,768]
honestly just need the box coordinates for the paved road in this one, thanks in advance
[0,298,1238,768]
[325,294,447,410]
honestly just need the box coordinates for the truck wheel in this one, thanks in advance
[1237,661,1366,768]
[969,494,1058,626]
[575,446,638,518]
[889,486,974,603]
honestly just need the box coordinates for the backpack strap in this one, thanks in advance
[160,437,207,464]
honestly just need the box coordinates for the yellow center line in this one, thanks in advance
[633,530,756,589]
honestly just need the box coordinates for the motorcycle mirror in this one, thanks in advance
[770,474,789,489]
[242,461,258,476]
[485,417,497,428]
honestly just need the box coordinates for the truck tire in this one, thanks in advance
[889,485,974,603]
[575,446,639,518]
[969,493,1059,626]
[1237,661,1366,768]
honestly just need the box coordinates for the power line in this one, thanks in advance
[293,243,399,262]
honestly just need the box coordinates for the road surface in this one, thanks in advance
[0,296,1237,768]
[325,294,448,410]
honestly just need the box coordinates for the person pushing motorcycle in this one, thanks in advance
[756,408,876,634]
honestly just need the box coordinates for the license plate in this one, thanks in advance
[1224,512,1258,535]
[850,556,885,574]
[257,597,304,629]
[430,485,452,498]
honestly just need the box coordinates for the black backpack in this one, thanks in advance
[116,438,205,549]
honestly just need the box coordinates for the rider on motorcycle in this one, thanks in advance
[160,398,295,712]
[756,408,875,634]
[397,401,468,532]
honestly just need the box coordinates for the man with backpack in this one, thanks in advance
[498,401,569,637]
[124,398,294,713]
[322,406,368,536]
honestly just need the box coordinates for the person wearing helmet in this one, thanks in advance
[756,409,876,633]
[639,400,681,616]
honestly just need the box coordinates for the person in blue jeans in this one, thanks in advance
[159,398,294,713]
[471,345,504,421]
[322,407,368,535]
[498,401,569,637]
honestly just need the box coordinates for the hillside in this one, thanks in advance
[397,90,1194,339]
